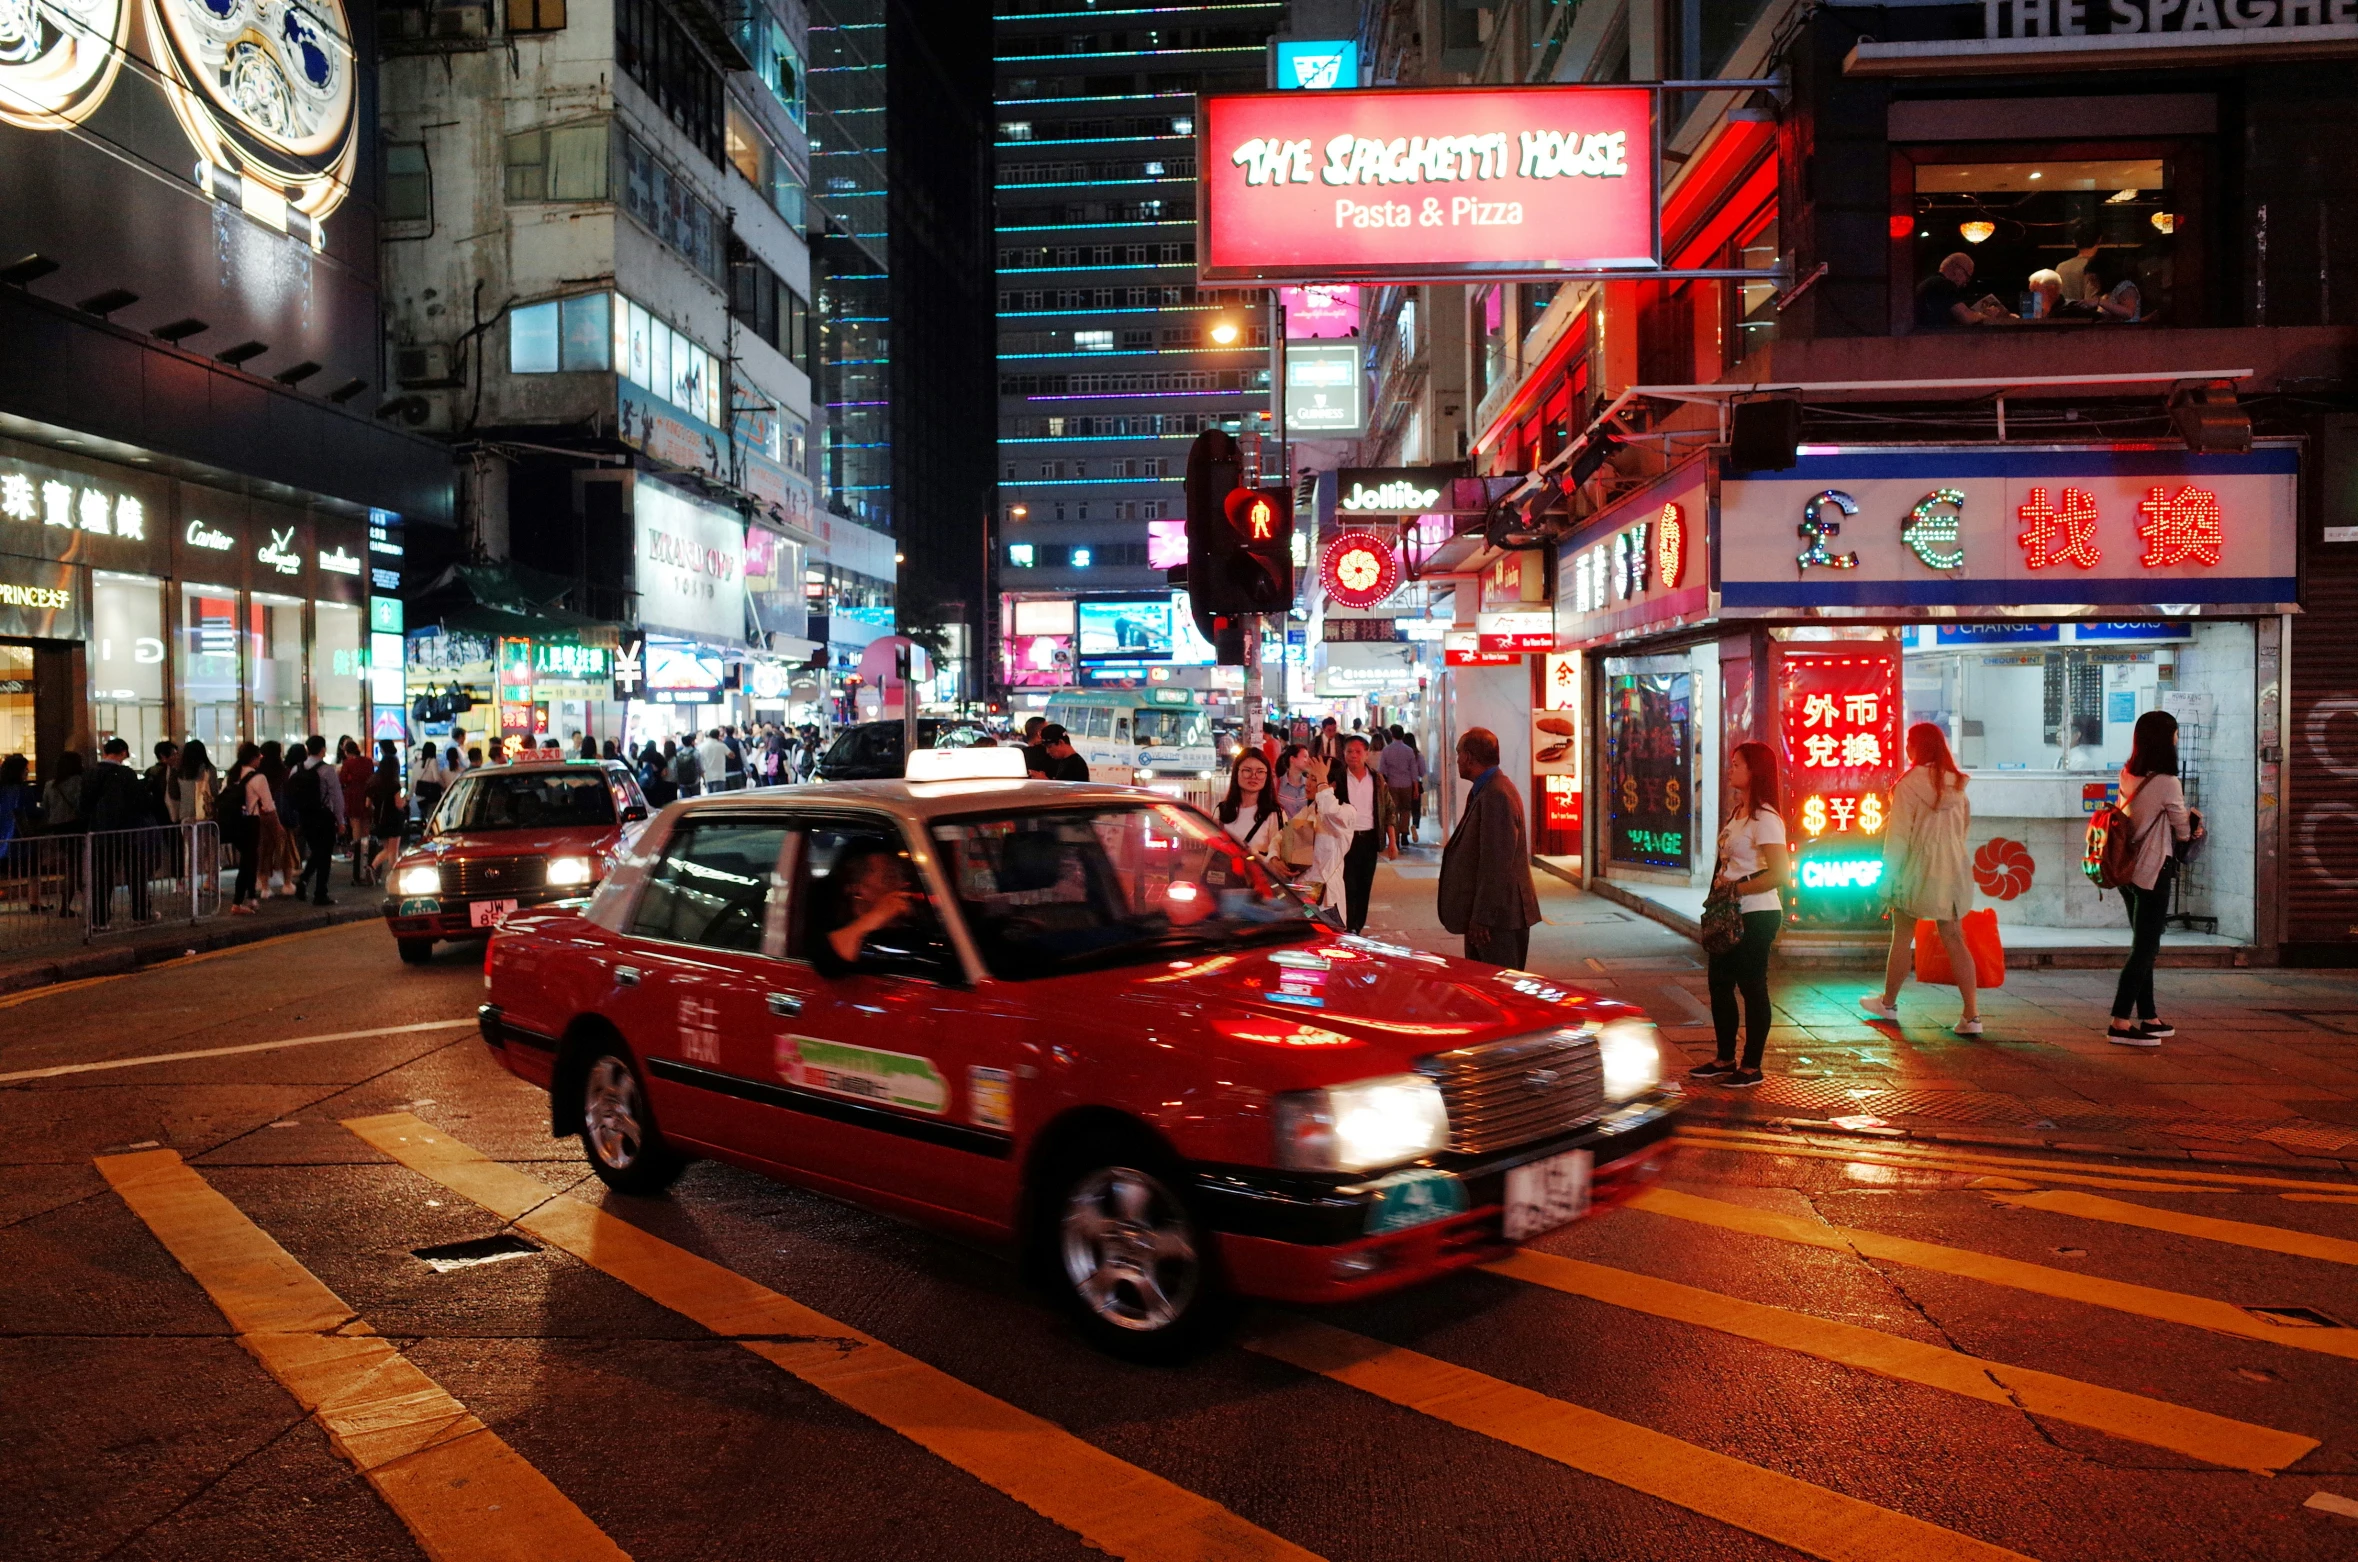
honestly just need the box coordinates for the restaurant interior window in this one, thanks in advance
[1901,146,2195,330]
[0,643,32,771]
[91,573,166,763]
[249,593,306,748]
[312,601,364,746]
[180,585,241,751]
[1469,285,1505,406]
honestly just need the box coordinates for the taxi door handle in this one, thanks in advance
[614,965,641,988]
[766,992,803,1017]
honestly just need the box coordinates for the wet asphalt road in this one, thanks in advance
[5,920,2358,1562]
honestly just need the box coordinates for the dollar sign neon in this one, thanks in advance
[1902,488,1967,571]
[1798,490,1860,573]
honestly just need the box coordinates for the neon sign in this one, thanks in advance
[1322,529,1400,609]
[1797,490,1859,573]
[1902,488,1967,571]
[1656,503,1685,589]
[1776,645,1901,923]
[1799,857,1883,890]
[2017,487,2103,569]
[2136,485,2225,568]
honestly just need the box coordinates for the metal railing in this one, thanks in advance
[0,822,223,953]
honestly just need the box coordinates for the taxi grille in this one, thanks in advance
[1419,1027,1603,1155]
[444,856,547,898]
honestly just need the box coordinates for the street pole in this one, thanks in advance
[1266,289,1286,732]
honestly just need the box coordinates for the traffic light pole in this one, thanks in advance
[1256,290,1286,737]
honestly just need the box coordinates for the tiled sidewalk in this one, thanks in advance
[1363,856,2358,1175]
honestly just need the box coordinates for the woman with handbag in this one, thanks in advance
[1216,750,1287,862]
[1860,723,1983,1035]
[1691,741,1789,1088]
[2108,710,2202,1047]
[1296,753,1353,924]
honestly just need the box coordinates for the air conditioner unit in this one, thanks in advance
[429,2,487,38]
[394,343,457,387]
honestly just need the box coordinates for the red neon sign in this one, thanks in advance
[1321,529,1401,609]
[1775,649,1900,845]
[2017,487,2102,570]
[1199,86,1658,282]
[2136,485,2225,568]
[1656,502,1686,589]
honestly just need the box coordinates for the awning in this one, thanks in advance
[410,562,608,638]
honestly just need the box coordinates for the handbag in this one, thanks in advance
[1699,853,1746,955]
[1913,908,2007,989]
[1278,806,1320,869]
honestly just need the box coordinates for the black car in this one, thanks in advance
[813,719,992,780]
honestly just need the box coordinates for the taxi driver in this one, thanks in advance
[825,842,925,965]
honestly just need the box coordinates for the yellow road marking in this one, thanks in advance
[1628,1186,2358,1362]
[1992,1188,2358,1267]
[1243,1315,2037,1562]
[1679,1124,2358,1195]
[0,921,365,1011]
[0,1018,477,1084]
[342,1112,1323,1562]
[96,1148,629,1562]
[1672,1130,2223,1194]
[2282,1192,2358,1205]
[1485,1249,2316,1473]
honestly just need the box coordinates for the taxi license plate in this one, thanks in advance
[468,899,519,929]
[1502,1149,1592,1241]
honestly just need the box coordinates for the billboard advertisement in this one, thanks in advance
[1199,86,1657,283]
[0,0,378,395]
[1285,343,1364,435]
[1077,598,1175,662]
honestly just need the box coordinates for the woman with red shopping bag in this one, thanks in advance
[1860,723,1985,1036]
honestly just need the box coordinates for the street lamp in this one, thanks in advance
[1209,318,1241,346]
[1010,504,1028,519]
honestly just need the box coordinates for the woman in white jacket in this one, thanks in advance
[1297,753,1356,915]
[2108,710,2202,1047]
[1860,723,1981,1035]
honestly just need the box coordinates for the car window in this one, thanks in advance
[439,769,617,831]
[791,818,954,976]
[629,819,792,952]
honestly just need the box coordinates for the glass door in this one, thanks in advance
[180,585,242,752]
[249,593,306,749]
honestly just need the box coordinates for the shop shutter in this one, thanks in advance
[2287,419,2358,954]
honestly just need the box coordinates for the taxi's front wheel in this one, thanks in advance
[576,1048,684,1195]
[1052,1144,1224,1361]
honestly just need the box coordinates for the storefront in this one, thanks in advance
[0,434,372,780]
[1560,444,2296,957]
[623,477,751,748]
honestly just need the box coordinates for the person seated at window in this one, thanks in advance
[1915,252,2009,329]
[2055,224,2103,306]
[2060,715,2106,772]
[2092,258,2142,322]
[2026,269,2066,319]
[820,840,927,969]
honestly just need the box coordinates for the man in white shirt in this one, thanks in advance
[1375,727,1424,847]
[1334,735,1395,934]
[696,728,730,790]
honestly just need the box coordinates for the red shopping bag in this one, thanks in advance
[1914,908,2007,989]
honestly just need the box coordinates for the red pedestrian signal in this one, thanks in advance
[1225,488,1278,542]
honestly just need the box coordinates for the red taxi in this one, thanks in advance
[384,758,650,964]
[477,763,1677,1356]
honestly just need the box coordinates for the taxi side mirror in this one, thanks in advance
[621,804,648,823]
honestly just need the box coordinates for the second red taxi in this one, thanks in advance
[476,750,1677,1357]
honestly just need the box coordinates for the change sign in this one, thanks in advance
[1200,85,1658,282]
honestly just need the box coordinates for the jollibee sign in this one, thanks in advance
[1199,86,1657,281]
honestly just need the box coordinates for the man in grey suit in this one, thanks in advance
[1437,726,1541,968]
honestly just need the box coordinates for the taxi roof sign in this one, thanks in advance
[905,747,1029,782]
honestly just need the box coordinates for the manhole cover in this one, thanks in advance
[413,1234,541,1273]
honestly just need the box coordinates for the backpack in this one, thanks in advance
[2082,802,2146,891]
[286,760,327,822]
[215,766,250,822]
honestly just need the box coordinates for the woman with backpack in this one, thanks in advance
[219,742,264,914]
[1860,722,1982,1035]
[1691,741,1789,1089]
[2108,710,2203,1047]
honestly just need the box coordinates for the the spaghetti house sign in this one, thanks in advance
[1198,86,1658,282]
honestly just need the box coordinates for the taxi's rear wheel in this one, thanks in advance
[577,1049,683,1195]
[396,937,434,965]
[1051,1144,1223,1360]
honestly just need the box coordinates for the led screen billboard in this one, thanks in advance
[1076,598,1175,662]
[1200,86,1657,282]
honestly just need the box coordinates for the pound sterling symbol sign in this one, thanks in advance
[1797,489,1860,573]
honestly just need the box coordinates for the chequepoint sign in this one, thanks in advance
[1199,85,1658,282]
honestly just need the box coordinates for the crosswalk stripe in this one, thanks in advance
[1674,1128,2228,1195]
[2281,1192,2358,1205]
[1485,1249,2317,1473]
[0,1018,477,1084]
[1678,1124,2358,1196]
[96,1148,631,1562]
[1991,1188,2358,1267]
[1242,1315,2039,1562]
[1629,1186,2358,1362]
[341,1112,1324,1562]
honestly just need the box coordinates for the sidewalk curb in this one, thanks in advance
[0,903,382,998]
[1675,1096,2358,1178]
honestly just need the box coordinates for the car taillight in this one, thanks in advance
[484,936,496,989]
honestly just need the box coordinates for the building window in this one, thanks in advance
[725,100,806,227]
[618,127,723,284]
[382,143,430,223]
[1074,330,1113,351]
[1071,547,1093,568]
[505,121,609,202]
[1000,121,1033,140]
[506,0,564,32]
[612,293,720,424]
[1008,543,1035,566]
[734,1,805,125]
[1896,142,2198,330]
[615,0,723,165]
[509,293,612,374]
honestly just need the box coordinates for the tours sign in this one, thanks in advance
[1199,86,1659,282]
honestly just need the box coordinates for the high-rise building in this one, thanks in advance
[992,2,1287,624]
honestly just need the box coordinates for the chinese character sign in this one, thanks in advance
[1774,644,1900,923]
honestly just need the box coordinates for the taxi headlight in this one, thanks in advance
[1273,1074,1449,1173]
[1597,1017,1664,1102]
[395,863,442,896]
[546,855,595,888]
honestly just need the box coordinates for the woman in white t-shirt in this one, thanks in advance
[1691,741,1789,1088]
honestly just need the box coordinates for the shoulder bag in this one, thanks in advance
[1699,851,1746,955]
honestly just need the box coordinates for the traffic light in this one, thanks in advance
[1183,428,1243,646]
[1221,487,1294,610]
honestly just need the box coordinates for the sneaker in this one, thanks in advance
[2108,1023,2161,1048]
[1688,1059,1737,1080]
[1858,994,1898,1021]
[2140,1019,2177,1039]
[1723,1068,1766,1088]
[1953,1018,1984,1037]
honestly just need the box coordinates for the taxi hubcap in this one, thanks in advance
[583,1057,643,1169]
[1060,1166,1197,1332]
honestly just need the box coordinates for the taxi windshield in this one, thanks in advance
[932,803,1315,979]
[439,770,616,832]
[1133,709,1208,748]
